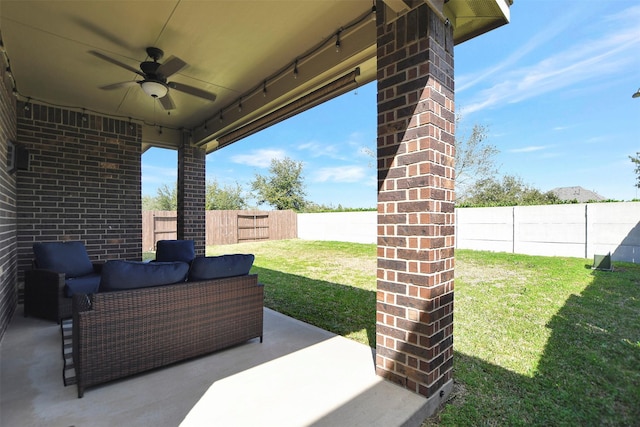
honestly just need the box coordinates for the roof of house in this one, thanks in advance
[550,186,606,202]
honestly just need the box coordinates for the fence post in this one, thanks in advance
[512,207,516,254]
[584,204,588,259]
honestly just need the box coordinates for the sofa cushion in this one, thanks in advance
[99,260,190,292]
[188,254,255,281]
[155,240,196,263]
[33,241,94,278]
[64,273,101,297]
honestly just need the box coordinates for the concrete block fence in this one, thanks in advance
[298,202,640,263]
[297,211,377,244]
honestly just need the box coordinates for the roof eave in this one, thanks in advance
[446,0,512,45]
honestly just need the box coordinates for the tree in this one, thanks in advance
[143,184,177,210]
[460,174,561,207]
[142,195,158,211]
[251,157,307,211]
[455,122,500,200]
[630,152,640,189]
[205,180,247,210]
[155,184,177,210]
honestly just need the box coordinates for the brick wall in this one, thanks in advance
[177,141,206,256]
[15,101,142,282]
[376,2,456,402]
[0,54,18,339]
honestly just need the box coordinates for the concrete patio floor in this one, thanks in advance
[1,305,435,427]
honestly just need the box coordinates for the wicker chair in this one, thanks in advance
[24,241,101,323]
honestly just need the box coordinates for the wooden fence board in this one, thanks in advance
[142,210,297,251]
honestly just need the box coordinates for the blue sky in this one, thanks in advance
[143,0,640,207]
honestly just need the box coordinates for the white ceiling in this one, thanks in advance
[0,0,510,153]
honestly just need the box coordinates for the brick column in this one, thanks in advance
[177,137,206,256]
[376,2,456,406]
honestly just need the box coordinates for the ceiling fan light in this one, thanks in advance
[141,80,168,98]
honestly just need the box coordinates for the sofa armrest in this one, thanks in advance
[24,268,67,322]
[72,293,93,312]
[25,268,66,293]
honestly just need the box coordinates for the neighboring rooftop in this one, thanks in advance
[551,186,606,202]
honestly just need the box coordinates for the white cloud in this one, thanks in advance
[539,151,563,160]
[297,141,342,159]
[459,6,640,115]
[583,136,609,145]
[456,8,579,93]
[141,165,177,195]
[141,164,177,182]
[297,132,373,160]
[509,145,548,153]
[312,166,368,183]
[230,149,286,168]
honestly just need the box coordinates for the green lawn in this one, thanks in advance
[205,239,640,426]
[208,240,377,345]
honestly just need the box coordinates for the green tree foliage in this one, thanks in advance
[300,202,376,213]
[459,175,562,207]
[155,184,178,210]
[205,180,247,210]
[143,181,247,211]
[455,122,500,200]
[141,195,157,211]
[630,152,640,189]
[143,184,177,210]
[251,157,307,211]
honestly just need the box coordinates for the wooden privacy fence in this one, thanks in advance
[142,210,297,251]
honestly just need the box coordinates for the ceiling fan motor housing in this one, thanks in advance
[146,47,164,62]
[141,47,166,81]
[140,61,164,81]
[92,45,215,110]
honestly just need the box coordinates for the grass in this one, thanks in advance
[207,240,377,345]
[434,251,640,426]
[203,239,640,426]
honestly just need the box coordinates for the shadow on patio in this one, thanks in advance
[1,305,432,427]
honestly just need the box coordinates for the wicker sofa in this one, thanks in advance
[24,239,200,323]
[72,272,263,398]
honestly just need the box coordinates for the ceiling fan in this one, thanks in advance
[90,47,216,110]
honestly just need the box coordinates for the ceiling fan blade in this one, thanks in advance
[168,82,217,102]
[89,51,145,77]
[74,17,134,51]
[157,56,187,78]
[99,81,139,90]
[158,93,176,110]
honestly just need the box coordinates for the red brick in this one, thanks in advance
[376,0,455,400]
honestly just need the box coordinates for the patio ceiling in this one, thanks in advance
[0,0,510,154]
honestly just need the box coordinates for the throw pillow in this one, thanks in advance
[155,240,196,263]
[99,260,190,292]
[188,254,255,281]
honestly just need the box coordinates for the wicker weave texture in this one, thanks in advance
[72,274,263,397]
[24,269,71,322]
[25,262,103,323]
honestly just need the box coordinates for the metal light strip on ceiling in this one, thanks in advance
[212,68,361,150]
